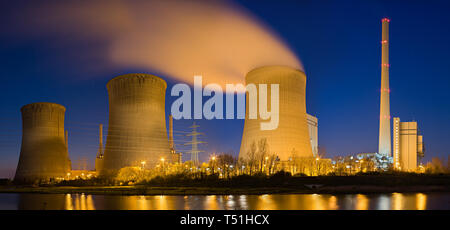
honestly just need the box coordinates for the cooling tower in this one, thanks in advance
[239,66,313,161]
[101,73,171,176]
[14,102,71,182]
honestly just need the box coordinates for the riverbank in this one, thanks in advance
[3,174,450,195]
[0,184,449,195]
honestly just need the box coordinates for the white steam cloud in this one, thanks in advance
[10,0,302,86]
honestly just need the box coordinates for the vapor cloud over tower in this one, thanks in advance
[15,103,71,182]
[101,74,171,175]
[239,66,313,161]
[378,18,391,157]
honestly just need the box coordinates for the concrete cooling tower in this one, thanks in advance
[14,103,71,182]
[101,73,171,176]
[239,66,313,161]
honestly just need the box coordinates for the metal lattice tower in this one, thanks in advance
[184,122,206,166]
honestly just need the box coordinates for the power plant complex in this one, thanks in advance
[12,18,426,183]
[375,18,425,171]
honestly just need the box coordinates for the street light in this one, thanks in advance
[141,161,146,170]
[159,157,165,174]
[210,156,216,174]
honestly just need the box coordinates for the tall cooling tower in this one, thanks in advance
[239,66,313,161]
[101,73,171,175]
[14,102,71,182]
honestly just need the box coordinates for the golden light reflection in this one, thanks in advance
[310,194,325,210]
[205,195,219,210]
[184,196,190,210]
[392,193,403,210]
[156,195,168,210]
[136,196,149,210]
[65,194,73,210]
[416,193,427,210]
[355,194,369,210]
[257,194,276,210]
[65,194,95,210]
[55,193,433,210]
[328,195,338,210]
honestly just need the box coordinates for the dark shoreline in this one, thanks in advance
[0,185,449,196]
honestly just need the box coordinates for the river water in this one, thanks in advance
[0,193,448,210]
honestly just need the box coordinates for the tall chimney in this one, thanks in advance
[169,115,174,150]
[378,18,391,157]
[95,124,104,172]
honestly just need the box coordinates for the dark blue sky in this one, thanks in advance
[1,0,449,178]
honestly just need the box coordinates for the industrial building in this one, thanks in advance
[306,114,318,157]
[392,117,424,171]
[14,102,71,182]
[101,73,172,176]
[239,66,313,161]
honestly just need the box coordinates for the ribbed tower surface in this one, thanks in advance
[102,73,171,176]
[239,66,313,161]
[15,102,71,183]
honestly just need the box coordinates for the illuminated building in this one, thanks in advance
[393,117,425,171]
[307,114,318,157]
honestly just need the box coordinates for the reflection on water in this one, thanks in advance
[1,192,449,210]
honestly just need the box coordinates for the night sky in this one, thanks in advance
[1,0,450,178]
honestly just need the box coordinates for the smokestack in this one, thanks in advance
[169,115,174,150]
[14,102,71,182]
[95,124,104,172]
[378,18,391,157]
[239,66,313,162]
[101,73,171,175]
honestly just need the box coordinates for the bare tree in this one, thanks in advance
[246,141,257,175]
[217,153,237,178]
[257,138,269,173]
[428,157,445,174]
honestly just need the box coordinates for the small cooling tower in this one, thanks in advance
[239,66,313,161]
[14,102,71,182]
[101,73,171,175]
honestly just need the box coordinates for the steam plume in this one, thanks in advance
[10,0,302,86]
